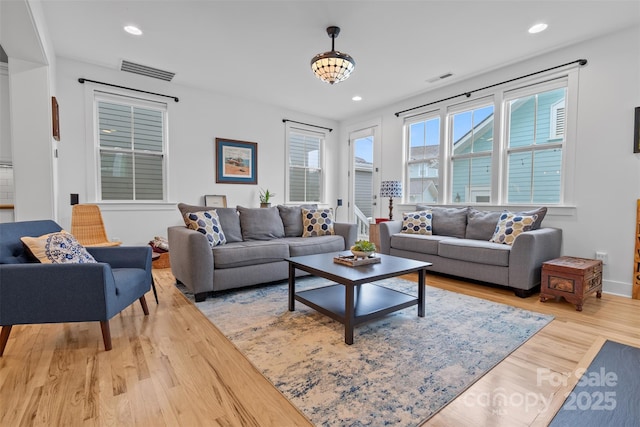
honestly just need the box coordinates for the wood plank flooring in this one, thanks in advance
[1,269,638,426]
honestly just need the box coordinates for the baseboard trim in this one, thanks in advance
[602,279,632,298]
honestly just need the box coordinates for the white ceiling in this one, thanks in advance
[39,0,640,121]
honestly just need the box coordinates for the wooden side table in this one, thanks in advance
[369,223,381,251]
[539,256,602,311]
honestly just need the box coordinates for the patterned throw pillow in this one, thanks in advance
[301,208,335,237]
[489,212,539,245]
[21,230,97,263]
[184,210,227,247]
[401,210,433,235]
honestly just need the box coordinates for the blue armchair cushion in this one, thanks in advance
[20,230,97,264]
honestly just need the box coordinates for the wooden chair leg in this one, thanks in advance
[139,295,149,315]
[100,321,112,351]
[0,325,13,357]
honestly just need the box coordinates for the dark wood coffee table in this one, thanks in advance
[286,253,431,344]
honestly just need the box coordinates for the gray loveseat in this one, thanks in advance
[168,203,356,301]
[379,206,562,297]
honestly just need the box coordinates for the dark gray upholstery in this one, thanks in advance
[213,240,289,269]
[277,204,317,237]
[237,206,285,241]
[416,205,468,238]
[0,220,152,355]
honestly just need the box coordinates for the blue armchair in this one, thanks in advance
[0,220,152,356]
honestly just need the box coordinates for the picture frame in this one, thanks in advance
[204,194,227,208]
[634,107,640,153]
[215,138,258,184]
[51,96,60,141]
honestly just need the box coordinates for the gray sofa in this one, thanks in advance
[168,203,356,301]
[379,206,562,297]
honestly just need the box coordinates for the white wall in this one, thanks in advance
[55,58,338,245]
[341,26,640,297]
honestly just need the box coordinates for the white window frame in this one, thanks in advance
[401,67,579,207]
[285,122,326,204]
[404,110,443,205]
[85,87,169,203]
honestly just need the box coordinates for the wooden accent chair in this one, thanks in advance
[71,204,122,247]
[0,220,152,356]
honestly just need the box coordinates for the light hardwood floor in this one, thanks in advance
[1,269,638,426]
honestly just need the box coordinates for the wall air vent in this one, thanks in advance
[120,60,175,81]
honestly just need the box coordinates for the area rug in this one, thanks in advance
[549,340,640,427]
[177,277,554,426]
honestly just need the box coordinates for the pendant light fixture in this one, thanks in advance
[310,26,355,85]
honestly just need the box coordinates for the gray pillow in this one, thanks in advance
[465,209,502,241]
[416,205,468,238]
[517,207,547,230]
[177,203,243,242]
[237,206,285,241]
[277,204,318,237]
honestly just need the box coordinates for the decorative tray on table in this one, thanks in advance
[333,254,381,267]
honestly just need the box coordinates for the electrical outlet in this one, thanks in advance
[595,251,608,264]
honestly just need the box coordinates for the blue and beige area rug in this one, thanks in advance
[177,277,553,426]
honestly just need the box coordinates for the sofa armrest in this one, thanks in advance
[167,226,214,295]
[509,227,563,290]
[379,221,403,254]
[334,222,357,250]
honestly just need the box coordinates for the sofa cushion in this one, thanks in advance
[465,209,502,241]
[401,210,433,235]
[277,204,318,237]
[184,210,227,247]
[489,212,538,245]
[390,233,451,255]
[237,206,285,241]
[438,238,511,267]
[178,203,243,242]
[284,236,345,257]
[212,240,289,269]
[416,205,468,238]
[21,230,97,264]
[301,208,335,237]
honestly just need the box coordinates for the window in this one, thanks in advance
[450,103,494,204]
[406,115,440,203]
[95,93,167,201]
[287,125,325,203]
[403,72,575,206]
[505,86,566,204]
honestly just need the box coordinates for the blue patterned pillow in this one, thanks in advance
[489,212,538,245]
[21,230,97,263]
[184,210,227,247]
[401,210,433,235]
[301,208,335,237]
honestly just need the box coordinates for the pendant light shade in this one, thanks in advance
[310,26,355,85]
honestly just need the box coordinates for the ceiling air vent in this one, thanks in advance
[120,60,175,81]
[426,72,454,84]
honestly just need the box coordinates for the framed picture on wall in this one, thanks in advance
[634,107,640,153]
[215,138,258,184]
[51,96,60,141]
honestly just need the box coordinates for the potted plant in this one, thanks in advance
[259,188,275,208]
[350,240,377,259]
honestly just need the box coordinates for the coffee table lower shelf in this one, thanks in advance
[295,283,418,326]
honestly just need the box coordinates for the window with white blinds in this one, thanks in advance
[286,126,325,203]
[95,94,167,201]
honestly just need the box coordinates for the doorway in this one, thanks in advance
[349,127,376,240]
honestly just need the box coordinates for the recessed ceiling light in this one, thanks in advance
[352,95,362,101]
[124,25,143,36]
[528,23,548,34]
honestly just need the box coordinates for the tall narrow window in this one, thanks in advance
[96,94,167,201]
[406,115,440,203]
[287,127,325,203]
[506,86,566,203]
[450,103,494,203]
